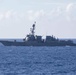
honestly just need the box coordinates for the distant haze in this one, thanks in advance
[0,0,76,38]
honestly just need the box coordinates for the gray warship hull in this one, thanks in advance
[0,22,76,46]
[0,40,76,46]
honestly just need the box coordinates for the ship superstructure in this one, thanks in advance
[24,22,58,43]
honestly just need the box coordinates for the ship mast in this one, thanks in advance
[30,21,36,35]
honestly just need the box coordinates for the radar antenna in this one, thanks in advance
[30,22,36,35]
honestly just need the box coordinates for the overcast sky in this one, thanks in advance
[0,0,76,38]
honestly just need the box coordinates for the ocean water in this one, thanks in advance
[0,46,76,75]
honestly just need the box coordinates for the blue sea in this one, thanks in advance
[0,46,76,75]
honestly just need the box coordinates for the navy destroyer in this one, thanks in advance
[0,22,76,46]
